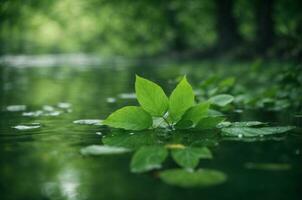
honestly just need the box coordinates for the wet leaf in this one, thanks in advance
[221,126,295,137]
[103,106,152,130]
[217,121,266,128]
[176,102,210,128]
[196,116,225,129]
[80,145,130,156]
[130,146,168,173]
[171,147,212,169]
[230,121,266,127]
[135,75,169,116]
[159,169,227,187]
[169,76,195,123]
[209,94,234,106]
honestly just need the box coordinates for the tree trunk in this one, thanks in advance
[255,0,275,53]
[214,0,241,51]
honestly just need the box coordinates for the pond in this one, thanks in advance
[0,61,301,200]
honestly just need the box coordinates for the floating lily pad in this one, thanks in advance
[57,102,71,109]
[6,105,27,112]
[209,94,234,107]
[221,126,295,137]
[80,145,131,156]
[218,121,266,128]
[73,119,103,125]
[13,124,41,130]
[159,168,227,187]
[118,93,136,99]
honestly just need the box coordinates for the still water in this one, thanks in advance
[0,62,301,200]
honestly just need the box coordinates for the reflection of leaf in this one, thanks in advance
[169,77,195,123]
[176,102,210,128]
[80,145,130,155]
[135,75,169,116]
[209,94,234,106]
[130,146,168,173]
[159,169,227,187]
[221,126,295,137]
[103,106,152,130]
[171,147,212,169]
[196,116,225,129]
[102,131,157,150]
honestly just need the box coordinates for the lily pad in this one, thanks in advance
[209,94,234,107]
[221,126,295,137]
[159,168,227,187]
[80,145,131,156]
[13,124,41,130]
[73,119,103,125]
[6,105,27,112]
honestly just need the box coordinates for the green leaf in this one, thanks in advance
[103,106,152,130]
[209,94,234,107]
[195,116,225,129]
[135,75,169,116]
[176,102,210,128]
[221,126,295,138]
[130,146,168,173]
[169,76,195,122]
[159,169,227,187]
[80,145,130,156]
[217,121,266,128]
[171,147,212,169]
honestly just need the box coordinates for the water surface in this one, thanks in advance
[0,62,301,200]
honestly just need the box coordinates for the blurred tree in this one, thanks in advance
[214,0,241,51]
[255,0,275,53]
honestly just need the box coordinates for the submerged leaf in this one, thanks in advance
[209,94,234,107]
[195,116,225,129]
[169,76,195,123]
[130,146,168,173]
[80,145,130,155]
[159,169,227,187]
[221,126,295,137]
[171,147,212,169]
[103,106,152,130]
[135,75,169,116]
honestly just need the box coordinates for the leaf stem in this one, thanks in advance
[162,116,173,130]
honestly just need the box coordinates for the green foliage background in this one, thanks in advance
[0,0,301,57]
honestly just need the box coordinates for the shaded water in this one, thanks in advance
[0,62,301,200]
